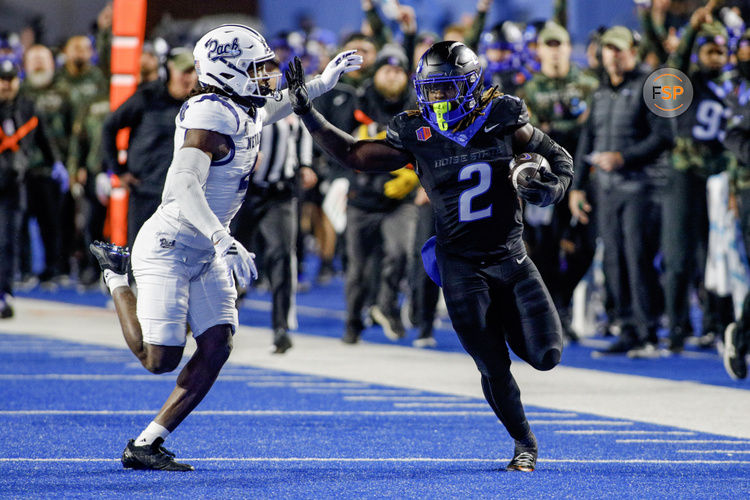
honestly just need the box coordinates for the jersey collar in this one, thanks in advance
[431,100,493,147]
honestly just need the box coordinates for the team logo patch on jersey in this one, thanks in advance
[416,127,432,141]
[159,238,176,249]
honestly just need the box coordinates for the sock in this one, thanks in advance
[134,421,170,447]
[103,269,129,293]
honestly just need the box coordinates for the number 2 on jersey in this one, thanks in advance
[458,162,492,222]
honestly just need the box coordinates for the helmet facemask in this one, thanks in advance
[414,70,482,131]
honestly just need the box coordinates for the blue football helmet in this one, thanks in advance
[413,41,483,131]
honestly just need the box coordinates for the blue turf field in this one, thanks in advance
[1,330,750,499]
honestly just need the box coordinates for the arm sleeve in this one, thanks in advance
[33,113,59,166]
[163,147,225,239]
[667,23,696,74]
[298,123,314,167]
[523,127,574,198]
[262,77,330,126]
[300,106,415,172]
[464,9,487,52]
[101,91,145,174]
[365,4,391,48]
[572,111,594,190]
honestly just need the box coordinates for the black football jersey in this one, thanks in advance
[385,95,529,260]
[676,73,735,150]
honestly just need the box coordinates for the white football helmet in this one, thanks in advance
[193,24,282,102]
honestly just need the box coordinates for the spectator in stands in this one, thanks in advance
[722,27,750,379]
[102,50,197,252]
[20,44,73,287]
[342,45,419,343]
[518,22,599,342]
[0,60,60,318]
[663,5,737,352]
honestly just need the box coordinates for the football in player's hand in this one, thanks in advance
[508,153,550,191]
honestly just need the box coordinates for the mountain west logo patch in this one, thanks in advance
[416,127,432,141]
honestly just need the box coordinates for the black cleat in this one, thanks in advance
[506,450,537,472]
[90,241,131,275]
[342,325,362,344]
[506,434,538,472]
[0,293,13,319]
[370,305,405,341]
[724,323,748,380]
[121,438,194,471]
[272,328,293,354]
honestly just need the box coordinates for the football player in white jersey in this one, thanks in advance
[90,24,361,471]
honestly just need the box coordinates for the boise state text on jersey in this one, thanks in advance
[385,94,530,260]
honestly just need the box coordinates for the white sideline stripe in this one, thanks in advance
[246,382,370,388]
[392,403,492,408]
[678,450,750,454]
[0,374,317,382]
[556,430,696,435]
[0,410,629,423]
[1,457,749,465]
[344,396,470,402]
[617,439,750,444]
[0,410,493,416]
[296,389,423,395]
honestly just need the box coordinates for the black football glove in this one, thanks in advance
[285,56,312,115]
[517,167,563,207]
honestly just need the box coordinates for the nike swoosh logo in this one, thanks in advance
[516,255,528,264]
[484,123,500,133]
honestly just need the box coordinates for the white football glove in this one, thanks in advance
[319,50,363,92]
[212,230,258,288]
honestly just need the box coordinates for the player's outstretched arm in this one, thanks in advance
[263,50,363,125]
[512,123,574,207]
[285,57,414,172]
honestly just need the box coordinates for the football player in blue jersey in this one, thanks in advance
[285,41,574,471]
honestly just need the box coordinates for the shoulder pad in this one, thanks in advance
[179,94,242,136]
[385,111,421,150]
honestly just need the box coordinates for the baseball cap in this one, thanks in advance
[168,50,194,72]
[374,44,409,73]
[600,26,634,51]
[538,22,570,45]
[696,21,729,47]
[0,59,19,79]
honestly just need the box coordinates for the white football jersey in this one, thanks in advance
[155,93,264,250]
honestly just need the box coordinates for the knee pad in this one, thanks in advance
[536,348,561,371]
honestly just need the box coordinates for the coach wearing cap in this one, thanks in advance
[571,26,674,356]
[102,50,198,251]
